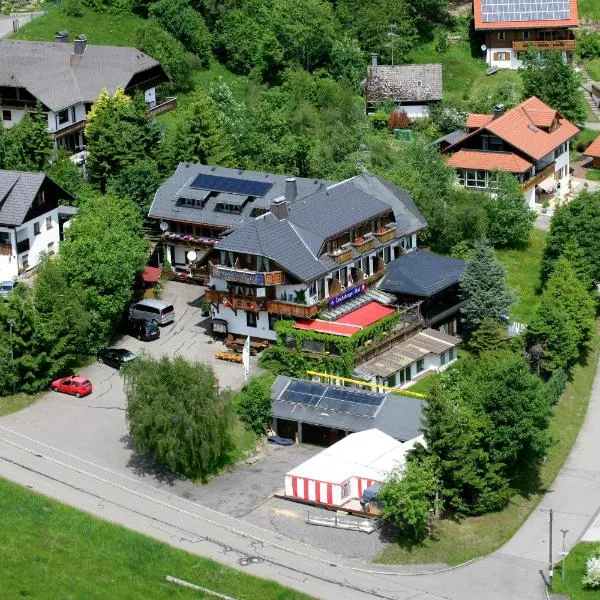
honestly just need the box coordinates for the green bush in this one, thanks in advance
[578,31,600,59]
[545,368,568,404]
[235,377,272,436]
[149,0,212,67]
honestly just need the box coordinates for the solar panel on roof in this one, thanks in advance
[190,173,273,197]
[480,0,570,23]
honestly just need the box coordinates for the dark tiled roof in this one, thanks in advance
[0,40,165,112]
[0,170,46,226]
[379,250,465,296]
[149,163,330,229]
[365,64,443,103]
[431,130,466,147]
[271,375,424,441]
[215,173,427,282]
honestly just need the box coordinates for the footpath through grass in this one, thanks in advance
[552,542,600,599]
[377,315,600,566]
[0,477,313,600]
[12,6,144,46]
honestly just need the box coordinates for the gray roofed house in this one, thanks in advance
[149,163,331,231]
[0,170,76,281]
[214,173,427,282]
[364,63,442,117]
[271,375,424,442]
[379,250,465,297]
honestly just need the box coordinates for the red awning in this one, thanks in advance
[293,319,361,337]
[336,301,395,327]
[142,266,161,284]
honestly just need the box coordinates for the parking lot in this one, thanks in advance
[0,280,392,563]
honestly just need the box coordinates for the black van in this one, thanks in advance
[127,318,160,341]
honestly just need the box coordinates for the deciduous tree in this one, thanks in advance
[236,376,273,436]
[124,356,235,479]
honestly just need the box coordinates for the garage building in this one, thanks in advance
[271,376,424,446]
[284,428,424,508]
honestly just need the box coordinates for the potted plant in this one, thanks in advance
[354,236,365,245]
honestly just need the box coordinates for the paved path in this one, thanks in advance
[0,12,41,38]
[1,285,600,598]
[584,122,600,131]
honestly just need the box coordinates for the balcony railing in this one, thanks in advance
[522,164,555,192]
[512,40,576,52]
[374,226,397,244]
[147,97,177,118]
[162,232,218,247]
[266,299,319,319]
[329,247,353,264]
[54,119,86,140]
[205,289,266,312]
[210,264,285,286]
[352,236,376,254]
[0,243,12,256]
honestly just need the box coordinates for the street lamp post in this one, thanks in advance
[560,529,569,581]
[8,319,15,394]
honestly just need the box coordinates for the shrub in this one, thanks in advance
[369,111,389,130]
[236,377,273,436]
[61,0,84,17]
[578,32,600,60]
[545,368,567,404]
[583,548,600,589]
[388,110,411,130]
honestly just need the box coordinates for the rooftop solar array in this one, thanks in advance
[190,173,274,197]
[279,380,386,419]
[481,0,570,23]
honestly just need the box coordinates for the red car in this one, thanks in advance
[50,376,93,398]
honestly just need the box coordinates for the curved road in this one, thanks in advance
[1,285,599,599]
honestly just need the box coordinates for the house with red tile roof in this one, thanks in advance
[584,135,600,169]
[442,97,579,207]
[473,0,578,70]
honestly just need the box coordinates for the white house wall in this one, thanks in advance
[15,208,60,274]
[1,107,27,129]
[403,104,431,119]
[213,305,277,341]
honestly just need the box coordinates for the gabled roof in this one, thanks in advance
[214,173,427,282]
[466,114,493,128]
[446,149,533,173]
[364,64,442,103]
[445,97,579,162]
[379,250,465,296]
[0,39,166,112]
[149,163,331,229]
[0,170,46,226]
[473,0,579,30]
[584,135,600,159]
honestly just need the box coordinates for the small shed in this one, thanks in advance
[584,135,600,169]
[284,429,424,508]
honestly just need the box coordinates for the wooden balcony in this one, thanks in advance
[374,226,396,244]
[352,236,376,254]
[210,264,285,286]
[0,243,12,256]
[329,247,353,264]
[54,119,86,140]
[147,97,177,118]
[266,299,319,319]
[512,40,576,52]
[162,232,218,247]
[205,290,266,312]
[522,164,555,192]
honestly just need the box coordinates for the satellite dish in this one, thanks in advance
[187,250,197,262]
[481,44,487,52]
[159,221,169,232]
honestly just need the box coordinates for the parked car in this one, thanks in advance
[174,266,192,279]
[0,280,18,301]
[98,348,137,369]
[129,299,175,326]
[127,318,160,341]
[50,376,93,398]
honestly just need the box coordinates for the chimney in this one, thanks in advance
[270,196,288,221]
[54,29,69,43]
[73,34,87,55]
[492,104,505,119]
[284,177,298,202]
[371,53,378,67]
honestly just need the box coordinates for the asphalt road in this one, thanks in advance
[0,280,599,599]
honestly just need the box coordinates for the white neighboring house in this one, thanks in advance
[363,58,442,118]
[0,170,75,281]
[0,35,174,152]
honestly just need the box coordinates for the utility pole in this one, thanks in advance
[387,25,400,66]
[548,509,553,587]
[560,529,569,582]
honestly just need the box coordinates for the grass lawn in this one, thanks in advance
[407,40,487,105]
[583,58,600,83]
[552,542,600,598]
[0,391,44,417]
[11,6,144,46]
[405,373,439,396]
[0,477,313,600]
[496,228,547,324]
[376,322,600,566]
[579,0,600,21]
[587,168,600,181]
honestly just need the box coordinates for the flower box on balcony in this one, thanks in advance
[375,225,396,244]
[353,236,376,253]
[329,247,353,264]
